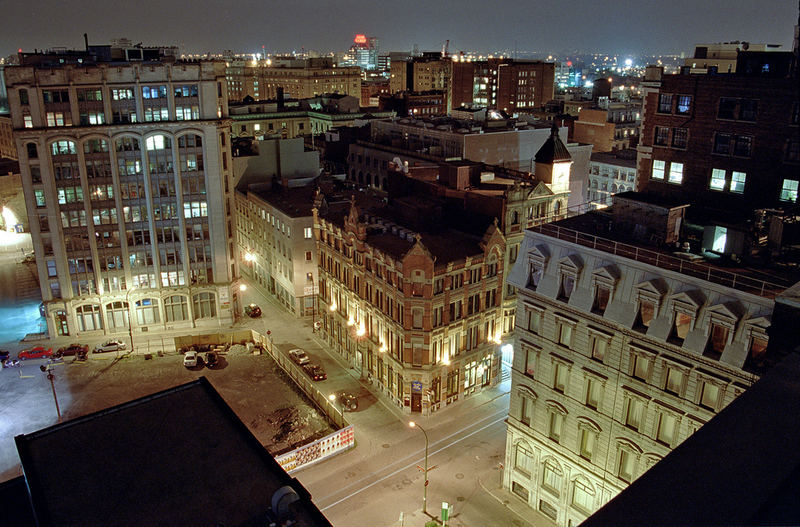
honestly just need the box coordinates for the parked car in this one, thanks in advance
[94,340,126,354]
[0,350,9,362]
[205,351,218,368]
[337,391,358,411]
[244,303,262,318]
[302,363,327,381]
[18,346,53,360]
[288,348,310,365]
[56,343,89,358]
[184,350,198,368]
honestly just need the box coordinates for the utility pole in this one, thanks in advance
[40,365,61,422]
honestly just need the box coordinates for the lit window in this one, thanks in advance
[671,311,693,343]
[585,378,601,409]
[625,397,644,430]
[699,380,720,410]
[656,412,677,446]
[618,449,635,483]
[664,366,683,395]
[668,162,683,184]
[548,411,564,442]
[554,363,568,392]
[571,479,594,513]
[632,354,649,381]
[709,168,726,190]
[636,299,655,329]
[579,428,595,461]
[780,179,799,202]
[676,95,692,115]
[304,227,313,239]
[651,159,665,180]
[589,334,607,362]
[729,172,745,194]
[556,319,573,348]
[525,306,541,335]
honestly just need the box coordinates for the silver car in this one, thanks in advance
[288,348,310,365]
[94,339,127,353]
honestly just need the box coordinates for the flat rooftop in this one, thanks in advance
[15,378,330,527]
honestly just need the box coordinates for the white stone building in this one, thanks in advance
[5,45,236,339]
[503,194,790,525]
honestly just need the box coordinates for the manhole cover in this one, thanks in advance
[382,443,390,448]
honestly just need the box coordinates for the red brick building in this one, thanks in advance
[315,193,506,414]
[637,64,800,214]
[378,90,447,117]
[451,59,555,112]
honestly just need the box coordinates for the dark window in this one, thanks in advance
[713,133,732,155]
[654,126,669,146]
[792,102,800,125]
[19,89,29,105]
[733,135,753,157]
[786,140,800,162]
[739,99,757,121]
[672,128,688,149]
[26,143,38,159]
[658,94,673,113]
[718,97,737,120]
[593,286,610,314]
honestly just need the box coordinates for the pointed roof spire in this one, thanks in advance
[535,122,572,164]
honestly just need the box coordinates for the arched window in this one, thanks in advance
[135,298,160,325]
[193,292,216,320]
[76,304,103,331]
[164,295,189,322]
[511,210,520,225]
[105,301,129,329]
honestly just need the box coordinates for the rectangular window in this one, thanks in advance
[676,95,692,115]
[730,172,745,193]
[718,97,737,120]
[705,323,729,359]
[733,135,753,157]
[528,262,543,288]
[548,412,563,442]
[520,395,532,426]
[554,363,567,393]
[671,128,688,149]
[526,307,541,334]
[557,321,572,348]
[625,397,644,430]
[632,354,649,381]
[786,140,800,162]
[585,378,601,409]
[665,367,683,395]
[739,99,757,121]
[672,312,692,342]
[700,381,720,410]
[579,429,595,461]
[656,413,677,446]
[713,133,731,155]
[592,285,610,314]
[558,274,575,301]
[618,449,634,483]
[780,179,799,202]
[710,168,726,190]
[637,299,655,329]
[590,334,607,362]
[658,93,673,113]
[524,348,536,377]
[19,89,29,105]
[654,126,669,146]
[651,159,665,180]
[511,482,529,501]
[668,162,683,184]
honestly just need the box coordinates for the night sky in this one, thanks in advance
[1,0,796,57]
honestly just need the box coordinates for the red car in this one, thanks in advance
[18,346,53,360]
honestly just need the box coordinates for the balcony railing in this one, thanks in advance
[531,223,791,299]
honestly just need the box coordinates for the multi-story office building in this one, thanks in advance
[378,90,447,117]
[235,184,317,316]
[571,101,641,153]
[683,42,785,73]
[389,53,452,109]
[451,58,555,113]
[315,190,506,414]
[587,151,637,208]
[0,114,17,160]
[504,194,795,525]
[5,45,236,339]
[226,57,361,103]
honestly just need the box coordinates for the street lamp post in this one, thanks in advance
[125,286,136,356]
[40,364,61,422]
[409,421,430,514]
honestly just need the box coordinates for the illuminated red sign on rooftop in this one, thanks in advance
[354,34,367,44]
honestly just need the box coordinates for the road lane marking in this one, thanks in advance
[318,414,507,511]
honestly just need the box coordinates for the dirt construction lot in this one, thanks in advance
[0,345,333,483]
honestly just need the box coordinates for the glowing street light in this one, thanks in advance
[244,252,256,263]
[329,299,337,312]
[409,421,431,514]
[239,284,247,292]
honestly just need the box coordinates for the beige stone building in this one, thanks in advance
[5,45,237,339]
[226,57,361,102]
[504,194,792,525]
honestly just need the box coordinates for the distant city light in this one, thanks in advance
[584,81,593,88]
[625,58,633,67]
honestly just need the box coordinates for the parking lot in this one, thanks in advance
[0,342,334,482]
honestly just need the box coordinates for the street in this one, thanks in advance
[0,254,554,526]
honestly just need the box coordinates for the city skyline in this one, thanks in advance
[1,0,796,58]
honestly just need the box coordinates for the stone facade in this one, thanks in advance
[5,53,236,339]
